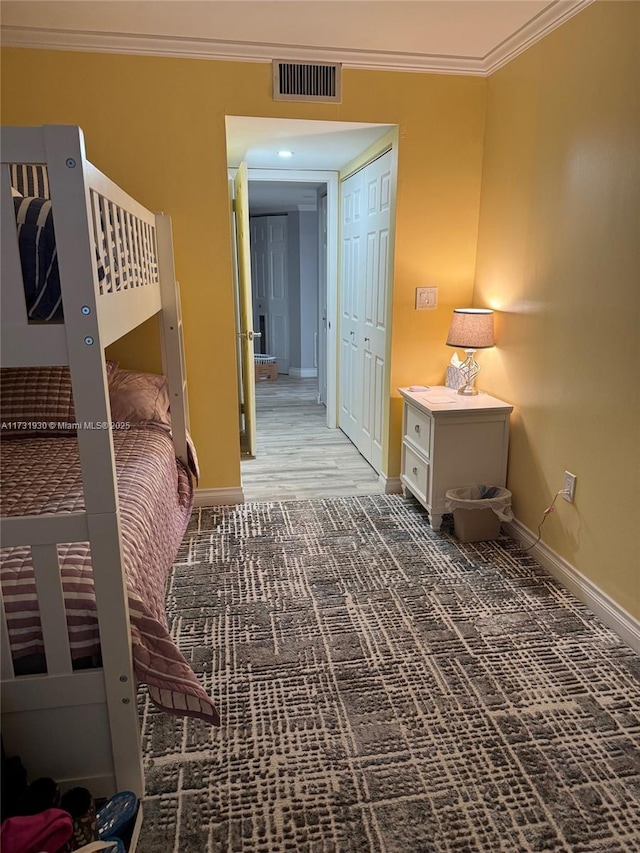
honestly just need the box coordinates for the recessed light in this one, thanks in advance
[278,150,293,158]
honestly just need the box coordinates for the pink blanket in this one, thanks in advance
[1,428,219,725]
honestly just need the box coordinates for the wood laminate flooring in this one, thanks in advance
[240,375,383,501]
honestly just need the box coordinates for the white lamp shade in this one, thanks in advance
[446,309,494,349]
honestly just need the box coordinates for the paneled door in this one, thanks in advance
[250,215,290,373]
[359,151,391,472]
[339,166,364,445]
[338,150,392,473]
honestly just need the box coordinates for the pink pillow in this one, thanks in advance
[0,362,118,434]
[108,369,171,426]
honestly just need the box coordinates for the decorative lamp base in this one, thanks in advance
[457,349,481,396]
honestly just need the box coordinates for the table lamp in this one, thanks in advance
[446,308,494,396]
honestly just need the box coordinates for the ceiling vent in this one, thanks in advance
[272,60,342,103]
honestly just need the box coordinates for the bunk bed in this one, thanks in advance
[0,126,219,816]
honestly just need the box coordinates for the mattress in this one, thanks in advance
[0,426,219,725]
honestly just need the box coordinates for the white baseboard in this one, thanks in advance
[194,487,244,507]
[505,518,640,654]
[289,367,318,379]
[379,474,403,494]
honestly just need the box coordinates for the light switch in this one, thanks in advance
[416,287,438,310]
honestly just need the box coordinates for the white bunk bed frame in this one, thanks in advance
[0,125,190,811]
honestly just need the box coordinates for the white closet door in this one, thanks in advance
[339,167,364,445]
[250,214,290,371]
[250,218,268,351]
[338,150,391,472]
[359,151,391,472]
[267,216,290,373]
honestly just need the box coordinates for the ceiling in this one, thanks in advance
[226,117,394,170]
[249,180,325,214]
[228,117,396,211]
[2,0,593,210]
[2,1,592,76]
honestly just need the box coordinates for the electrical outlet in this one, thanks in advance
[415,287,438,310]
[562,471,577,503]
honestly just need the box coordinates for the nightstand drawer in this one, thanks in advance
[402,443,430,504]
[404,404,432,458]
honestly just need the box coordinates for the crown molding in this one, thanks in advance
[484,0,594,74]
[0,2,594,78]
[0,26,485,75]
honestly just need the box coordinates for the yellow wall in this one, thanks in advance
[474,1,640,617]
[3,2,635,621]
[1,50,486,490]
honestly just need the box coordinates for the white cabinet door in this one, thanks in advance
[339,150,391,472]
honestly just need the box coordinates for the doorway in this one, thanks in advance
[226,117,397,496]
[245,168,339,429]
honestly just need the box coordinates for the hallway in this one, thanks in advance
[240,375,382,501]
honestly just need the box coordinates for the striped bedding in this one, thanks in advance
[13,195,63,321]
[10,163,50,199]
[13,193,149,322]
[0,427,220,725]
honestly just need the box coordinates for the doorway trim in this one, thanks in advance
[248,168,339,429]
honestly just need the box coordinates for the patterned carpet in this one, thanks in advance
[137,495,640,853]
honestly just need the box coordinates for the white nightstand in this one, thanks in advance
[399,386,513,530]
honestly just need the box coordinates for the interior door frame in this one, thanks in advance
[248,168,339,429]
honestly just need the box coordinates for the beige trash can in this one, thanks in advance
[445,486,513,543]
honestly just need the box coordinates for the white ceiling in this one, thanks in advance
[1,1,592,76]
[226,117,394,170]
[227,117,396,210]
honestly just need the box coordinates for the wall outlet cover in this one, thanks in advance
[562,471,577,502]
